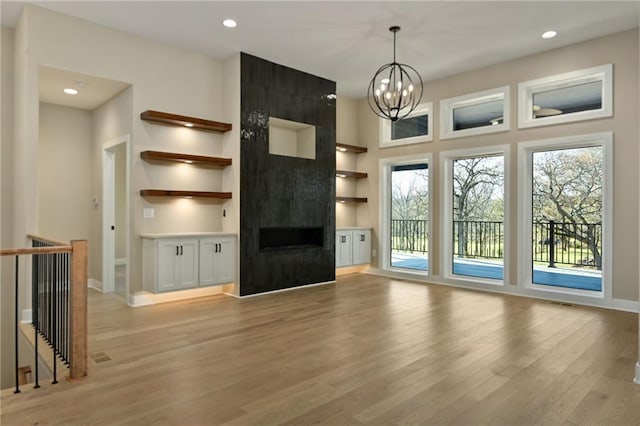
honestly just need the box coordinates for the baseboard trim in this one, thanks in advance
[634,362,640,385]
[88,278,103,292]
[236,280,336,299]
[128,286,225,307]
[336,264,369,276]
[21,309,32,323]
[612,298,640,313]
[364,268,639,313]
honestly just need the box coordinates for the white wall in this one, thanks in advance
[38,103,93,243]
[1,25,16,390]
[13,5,227,299]
[115,143,126,260]
[357,29,639,305]
[92,86,132,283]
[221,53,240,296]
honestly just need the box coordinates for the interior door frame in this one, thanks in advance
[102,134,130,295]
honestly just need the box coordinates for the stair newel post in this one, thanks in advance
[70,240,88,379]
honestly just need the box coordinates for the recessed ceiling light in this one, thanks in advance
[222,18,237,28]
[184,123,194,128]
[337,147,347,152]
[542,30,557,39]
[63,88,78,95]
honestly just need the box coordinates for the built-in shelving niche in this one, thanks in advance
[336,143,368,204]
[140,110,233,201]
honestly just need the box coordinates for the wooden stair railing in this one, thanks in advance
[1,237,87,393]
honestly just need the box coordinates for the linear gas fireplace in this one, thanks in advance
[259,227,324,251]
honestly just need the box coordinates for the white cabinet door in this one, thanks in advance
[199,237,235,286]
[336,231,353,267]
[178,239,199,289]
[157,239,181,292]
[353,230,371,265]
[215,238,235,284]
[157,239,198,292]
[199,239,218,286]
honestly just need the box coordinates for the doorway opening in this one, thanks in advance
[103,136,130,298]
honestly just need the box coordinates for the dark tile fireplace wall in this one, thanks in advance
[240,53,336,296]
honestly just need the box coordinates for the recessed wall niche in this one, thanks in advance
[269,117,316,160]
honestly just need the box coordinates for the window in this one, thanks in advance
[380,102,433,147]
[518,64,613,129]
[440,86,510,140]
[518,133,612,298]
[441,146,509,284]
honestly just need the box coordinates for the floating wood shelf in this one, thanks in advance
[336,196,367,203]
[140,190,232,199]
[140,110,232,133]
[336,170,368,179]
[140,151,232,167]
[336,143,367,154]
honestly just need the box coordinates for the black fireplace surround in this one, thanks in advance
[240,53,336,296]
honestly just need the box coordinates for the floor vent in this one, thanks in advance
[90,352,112,364]
[550,301,573,307]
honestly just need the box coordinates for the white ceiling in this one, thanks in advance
[39,66,130,110]
[2,1,639,99]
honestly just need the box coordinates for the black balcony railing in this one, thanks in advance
[391,218,602,270]
[532,220,602,270]
[391,219,428,254]
[453,220,503,259]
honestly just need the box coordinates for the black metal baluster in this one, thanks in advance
[33,251,40,389]
[52,253,58,384]
[14,255,20,394]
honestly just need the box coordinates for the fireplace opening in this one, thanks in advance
[259,227,323,251]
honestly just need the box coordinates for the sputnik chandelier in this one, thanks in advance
[367,26,423,121]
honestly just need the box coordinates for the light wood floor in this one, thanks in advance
[2,274,639,425]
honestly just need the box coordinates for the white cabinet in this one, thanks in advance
[143,233,236,293]
[336,231,353,267]
[352,229,372,265]
[199,237,235,286]
[336,228,371,267]
[155,239,199,292]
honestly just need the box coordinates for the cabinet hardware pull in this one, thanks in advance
[180,245,184,255]
[360,235,365,242]
[176,246,179,256]
[219,243,222,253]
